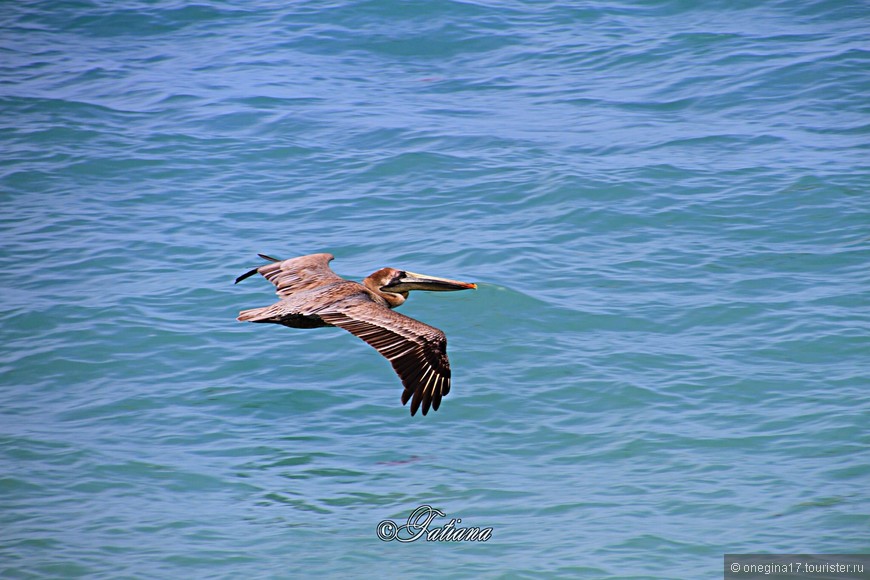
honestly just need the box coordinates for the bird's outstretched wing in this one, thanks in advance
[235,253,344,297]
[319,304,451,417]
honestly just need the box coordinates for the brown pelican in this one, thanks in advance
[235,253,476,416]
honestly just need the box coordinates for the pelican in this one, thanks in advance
[235,253,476,416]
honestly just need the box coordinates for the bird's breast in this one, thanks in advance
[275,313,332,329]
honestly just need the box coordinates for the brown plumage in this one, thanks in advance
[235,253,476,416]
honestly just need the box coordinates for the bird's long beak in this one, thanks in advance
[385,271,477,293]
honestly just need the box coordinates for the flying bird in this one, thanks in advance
[235,253,476,416]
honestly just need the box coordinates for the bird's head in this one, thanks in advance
[364,267,477,308]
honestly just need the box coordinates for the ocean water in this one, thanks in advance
[1,0,868,578]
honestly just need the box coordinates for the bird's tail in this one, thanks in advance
[237,305,274,322]
[236,255,284,322]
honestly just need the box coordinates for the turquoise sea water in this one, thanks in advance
[2,1,868,578]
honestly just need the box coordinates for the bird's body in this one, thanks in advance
[235,253,476,416]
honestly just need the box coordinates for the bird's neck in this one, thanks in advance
[381,292,407,308]
[363,278,407,308]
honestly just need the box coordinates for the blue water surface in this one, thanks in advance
[1,1,868,578]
